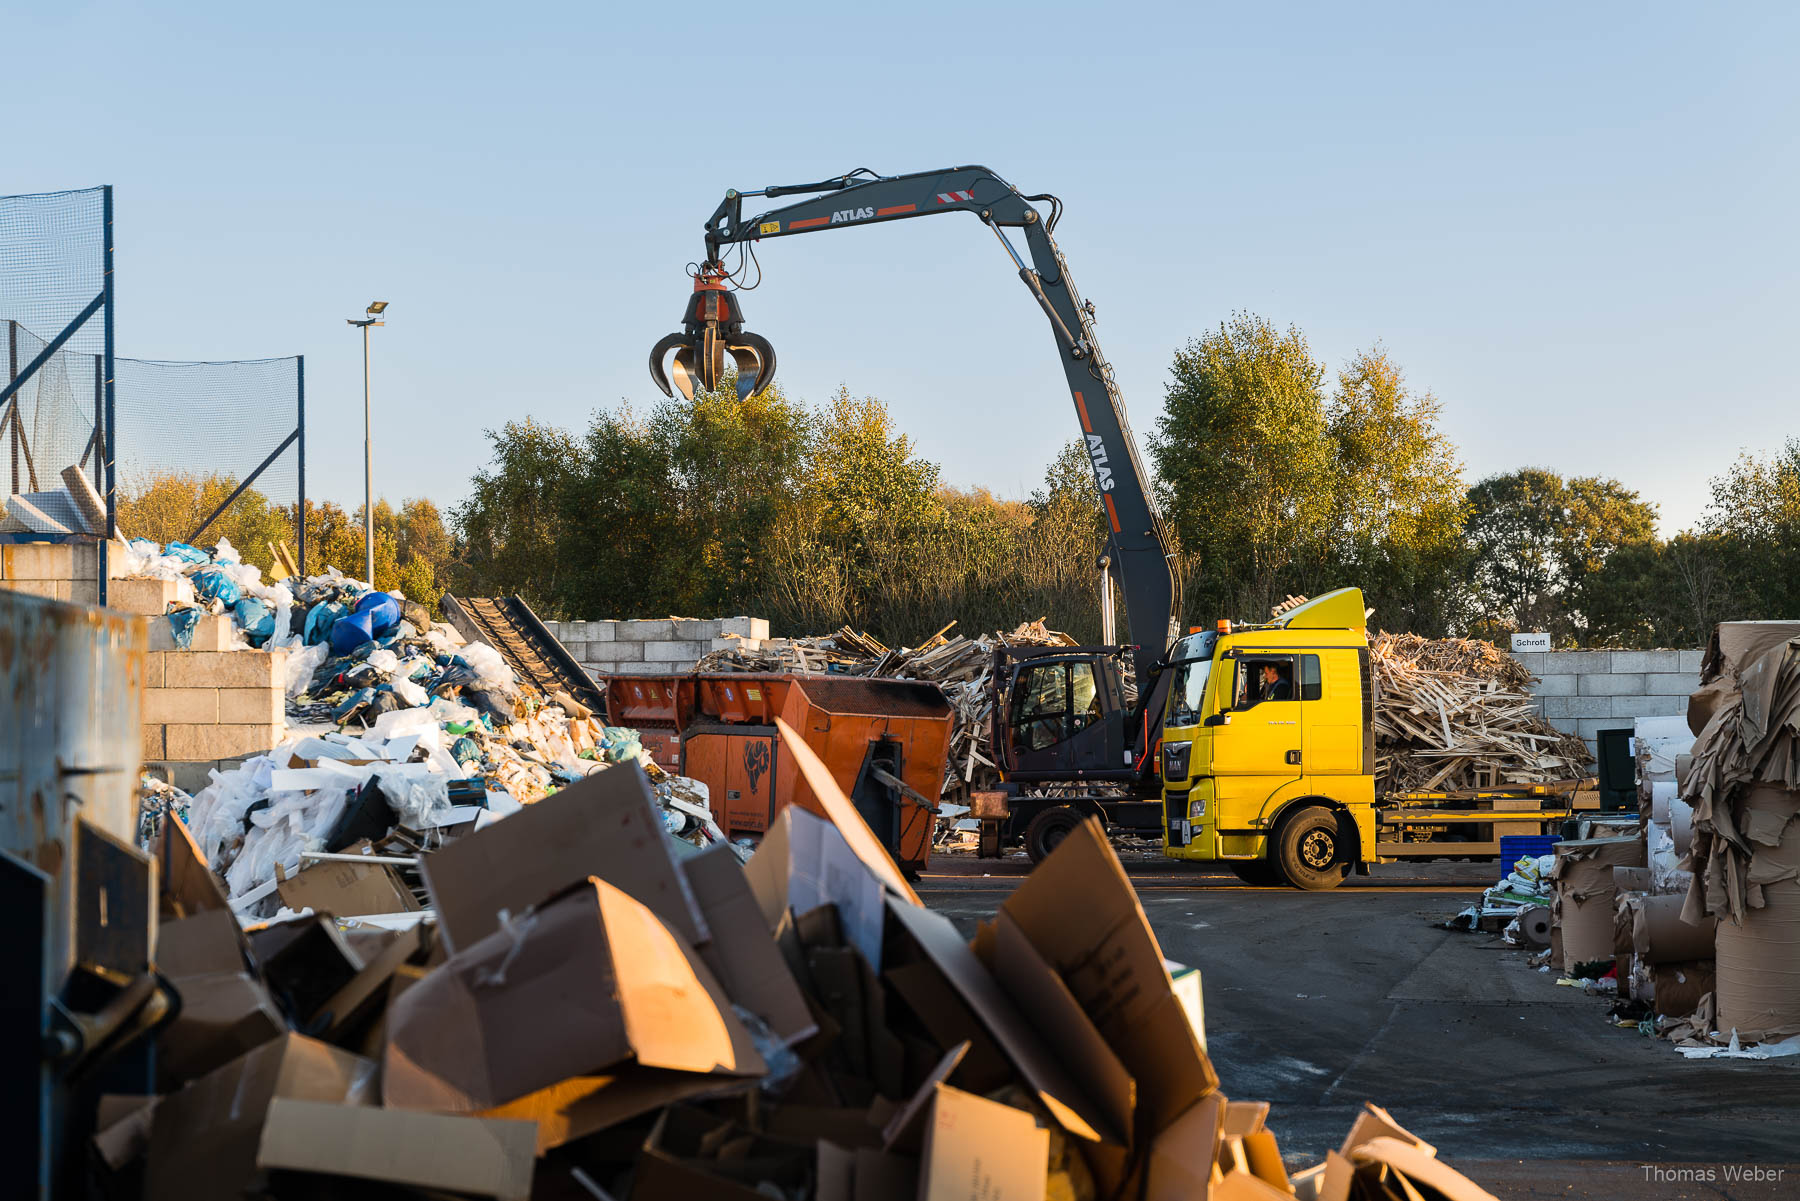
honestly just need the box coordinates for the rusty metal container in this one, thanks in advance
[605,672,953,871]
[2,590,147,981]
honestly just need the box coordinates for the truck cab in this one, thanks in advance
[1160,588,1377,889]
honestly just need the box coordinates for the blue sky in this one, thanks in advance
[9,2,1795,534]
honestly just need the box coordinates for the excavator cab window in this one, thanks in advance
[1012,661,1069,751]
[1009,659,1103,751]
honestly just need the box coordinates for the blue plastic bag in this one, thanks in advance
[163,541,210,565]
[302,600,349,646]
[234,597,274,645]
[165,609,202,650]
[190,567,242,607]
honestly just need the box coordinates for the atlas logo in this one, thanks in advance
[743,740,770,792]
[1086,433,1116,492]
[830,206,875,224]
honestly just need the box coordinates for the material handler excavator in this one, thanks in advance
[648,166,1182,863]
[649,166,1580,887]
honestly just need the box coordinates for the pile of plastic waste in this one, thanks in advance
[126,539,733,915]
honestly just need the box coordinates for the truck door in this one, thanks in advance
[1209,653,1304,822]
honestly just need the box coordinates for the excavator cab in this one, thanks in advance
[991,646,1139,784]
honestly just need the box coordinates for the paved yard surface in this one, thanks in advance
[919,853,1800,1201]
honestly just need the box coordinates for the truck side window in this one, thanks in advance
[1301,654,1322,701]
[1237,656,1296,706]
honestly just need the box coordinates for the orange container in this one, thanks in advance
[603,672,952,871]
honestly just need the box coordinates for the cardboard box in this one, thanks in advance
[384,876,764,1115]
[154,907,248,978]
[747,804,890,969]
[157,971,286,1088]
[998,817,1218,1134]
[631,1105,817,1200]
[421,761,708,954]
[145,1034,375,1201]
[158,815,230,919]
[682,842,817,1046]
[256,1097,536,1199]
[276,854,419,917]
[886,895,1119,1147]
[918,1083,1048,1201]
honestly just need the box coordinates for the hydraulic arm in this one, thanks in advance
[649,166,1181,689]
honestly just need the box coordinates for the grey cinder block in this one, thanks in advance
[1579,673,1647,697]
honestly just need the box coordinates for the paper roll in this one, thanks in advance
[1631,893,1715,963]
[1651,780,1679,824]
[1716,878,1800,1040]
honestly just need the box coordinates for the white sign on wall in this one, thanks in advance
[1510,632,1551,652]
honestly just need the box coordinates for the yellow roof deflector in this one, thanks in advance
[1275,587,1367,632]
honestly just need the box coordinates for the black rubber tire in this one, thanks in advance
[1024,805,1086,864]
[1273,805,1350,890]
[1227,858,1284,886]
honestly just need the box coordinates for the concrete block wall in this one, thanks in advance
[0,538,128,604]
[0,538,287,793]
[543,616,770,682]
[1513,648,1702,752]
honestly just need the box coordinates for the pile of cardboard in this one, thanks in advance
[1678,621,1800,1042]
[1370,632,1592,792]
[697,619,1083,803]
[102,719,1501,1200]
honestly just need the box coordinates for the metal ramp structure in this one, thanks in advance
[439,594,605,715]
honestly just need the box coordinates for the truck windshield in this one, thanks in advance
[1164,631,1217,728]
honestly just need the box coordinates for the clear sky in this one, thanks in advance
[10,2,1795,534]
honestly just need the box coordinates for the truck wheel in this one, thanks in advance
[1228,859,1283,886]
[1274,806,1350,890]
[1024,805,1085,864]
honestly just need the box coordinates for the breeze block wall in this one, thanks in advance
[1,539,287,792]
[542,616,770,681]
[1513,649,1702,753]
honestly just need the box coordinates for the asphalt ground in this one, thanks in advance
[918,852,1800,1201]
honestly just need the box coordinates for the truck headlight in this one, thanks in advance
[1162,739,1191,782]
[1189,797,1207,820]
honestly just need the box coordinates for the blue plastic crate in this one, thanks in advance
[1500,834,1561,864]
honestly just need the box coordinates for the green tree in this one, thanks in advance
[1464,468,1658,640]
[1152,313,1335,623]
[451,418,583,605]
[1325,347,1469,633]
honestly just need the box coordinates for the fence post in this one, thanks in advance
[7,319,16,495]
[297,355,306,577]
[100,185,115,606]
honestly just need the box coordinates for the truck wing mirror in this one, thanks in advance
[1204,713,1230,727]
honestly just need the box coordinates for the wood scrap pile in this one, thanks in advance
[1372,631,1591,792]
[695,619,1079,801]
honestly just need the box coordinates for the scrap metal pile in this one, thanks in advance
[1371,632,1592,793]
[106,730,1504,1200]
[698,619,1082,804]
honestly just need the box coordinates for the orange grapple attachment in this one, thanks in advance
[649,269,777,401]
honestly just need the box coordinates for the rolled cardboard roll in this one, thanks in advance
[1650,780,1679,824]
[1716,878,1800,1040]
[1632,893,1716,963]
[1652,961,1715,1019]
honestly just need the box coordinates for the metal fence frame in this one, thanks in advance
[0,186,115,601]
[3,188,309,590]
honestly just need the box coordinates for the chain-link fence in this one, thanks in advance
[0,187,113,552]
[113,355,305,570]
[2,186,308,587]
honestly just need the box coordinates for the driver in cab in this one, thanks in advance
[1254,661,1292,703]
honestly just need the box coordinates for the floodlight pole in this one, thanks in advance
[347,304,386,587]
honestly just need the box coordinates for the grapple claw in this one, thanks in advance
[647,267,778,401]
[728,331,778,401]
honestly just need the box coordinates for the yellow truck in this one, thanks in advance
[1158,588,1575,889]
